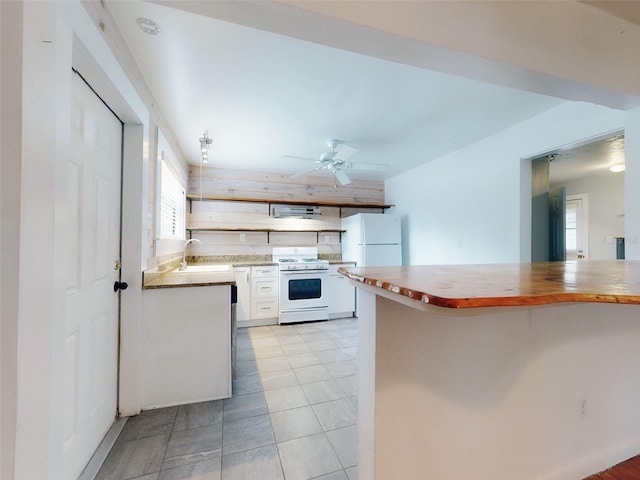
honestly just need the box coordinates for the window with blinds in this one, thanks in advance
[160,159,184,238]
[158,139,186,241]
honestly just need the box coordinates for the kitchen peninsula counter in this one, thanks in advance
[338,260,640,309]
[339,261,640,480]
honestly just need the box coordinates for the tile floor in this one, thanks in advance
[95,317,359,480]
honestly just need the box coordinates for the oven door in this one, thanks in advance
[279,269,328,323]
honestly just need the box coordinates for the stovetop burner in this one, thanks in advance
[272,247,329,271]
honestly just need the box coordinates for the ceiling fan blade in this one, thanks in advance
[290,166,322,179]
[284,154,318,162]
[334,144,359,161]
[333,169,352,185]
[347,161,389,171]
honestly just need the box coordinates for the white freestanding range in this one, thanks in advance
[341,213,402,267]
[273,247,329,324]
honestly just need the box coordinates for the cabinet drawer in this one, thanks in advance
[251,298,278,319]
[252,278,278,298]
[251,266,278,278]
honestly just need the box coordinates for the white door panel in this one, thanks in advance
[64,73,122,480]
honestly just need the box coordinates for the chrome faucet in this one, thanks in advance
[179,238,203,270]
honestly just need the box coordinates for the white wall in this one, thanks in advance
[386,102,624,266]
[12,3,72,477]
[554,172,624,261]
[2,2,157,477]
[624,107,640,260]
[0,2,22,479]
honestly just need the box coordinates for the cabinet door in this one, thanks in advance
[250,266,279,320]
[142,286,231,408]
[328,264,355,317]
[234,268,251,322]
[330,275,355,315]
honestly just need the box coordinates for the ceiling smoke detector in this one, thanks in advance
[136,17,160,35]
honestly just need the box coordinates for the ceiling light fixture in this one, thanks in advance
[199,132,212,164]
[609,163,625,173]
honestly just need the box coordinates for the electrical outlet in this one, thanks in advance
[240,233,246,243]
[577,395,588,419]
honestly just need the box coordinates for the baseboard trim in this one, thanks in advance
[537,436,640,480]
[237,317,277,328]
[78,416,128,480]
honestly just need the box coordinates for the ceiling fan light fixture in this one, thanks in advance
[320,151,336,162]
[287,139,386,186]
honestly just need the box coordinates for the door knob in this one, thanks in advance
[113,281,128,292]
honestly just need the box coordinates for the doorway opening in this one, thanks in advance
[530,133,625,262]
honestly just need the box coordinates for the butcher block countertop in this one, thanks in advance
[338,260,640,309]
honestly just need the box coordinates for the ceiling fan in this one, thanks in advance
[286,139,388,185]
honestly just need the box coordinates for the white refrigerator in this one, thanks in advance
[341,213,402,266]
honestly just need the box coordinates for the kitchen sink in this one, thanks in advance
[176,264,233,273]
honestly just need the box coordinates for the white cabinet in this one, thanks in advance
[234,267,251,323]
[142,285,231,408]
[235,265,279,327]
[327,263,356,319]
[251,265,279,321]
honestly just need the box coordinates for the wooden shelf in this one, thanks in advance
[186,228,345,233]
[186,194,393,210]
[185,194,390,244]
[186,227,345,244]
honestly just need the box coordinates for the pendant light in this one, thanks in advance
[199,132,212,164]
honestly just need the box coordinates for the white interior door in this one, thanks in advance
[566,194,589,261]
[64,73,122,480]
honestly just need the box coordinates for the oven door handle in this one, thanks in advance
[280,269,328,275]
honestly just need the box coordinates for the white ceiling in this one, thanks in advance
[583,1,640,27]
[107,1,569,182]
[549,134,626,185]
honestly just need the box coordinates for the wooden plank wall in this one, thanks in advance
[187,167,386,257]
[188,166,385,205]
